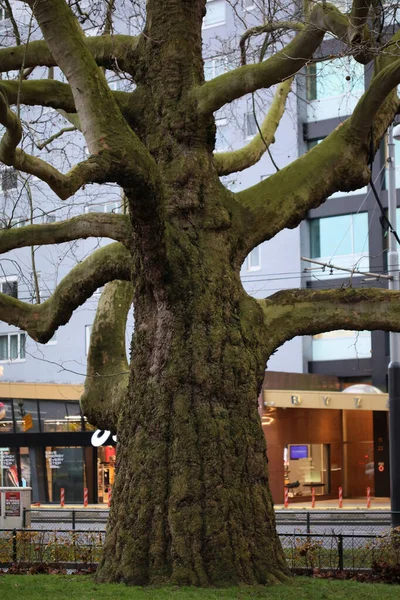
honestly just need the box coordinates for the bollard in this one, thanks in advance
[60,487,65,508]
[284,487,289,509]
[108,487,112,508]
[338,486,343,508]
[311,487,315,509]
[367,486,371,509]
[84,487,88,507]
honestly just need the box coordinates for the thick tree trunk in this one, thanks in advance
[95,261,288,585]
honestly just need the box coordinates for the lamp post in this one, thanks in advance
[387,124,400,525]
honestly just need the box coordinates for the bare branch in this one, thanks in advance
[0,242,131,343]
[36,126,77,151]
[0,213,132,254]
[214,79,292,176]
[81,280,133,431]
[240,22,304,66]
[195,3,372,116]
[262,288,400,352]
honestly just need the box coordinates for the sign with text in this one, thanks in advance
[45,450,64,469]
[5,491,20,517]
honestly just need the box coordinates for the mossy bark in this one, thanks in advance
[96,247,288,585]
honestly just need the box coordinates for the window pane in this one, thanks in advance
[204,0,225,27]
[249,246,260,269]
[246,112,257,137]
[2,280,18,298]
[40,401,72,432]
[65,402,83,432]
[353,213,368,254]
[13,399,39,433]
[309,220,320,258]
[0,400,14,433]
[2,168,18,191]
[9,334,18,359]
[313,58,364,101]
[317,214,352,256]
[19,333,26,359]
[0,335,8,360]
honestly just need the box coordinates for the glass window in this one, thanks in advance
[247,246,261,270]
[0,332,26,361]
[310,213,368,258]
[312,330,372,360]
[215,117,228,151]
[0,448,18,487]
[0,400,14,433]
[306,57,364,101]
[203,0,226,28]
[85,324,92,355]
[204,57,229,80]
[13,399,40,433]
[39,400,81,432]
[245,112,257,137]
[1,168,17,191]
[1,278,18,298]
[65,402,83,432]
[285,444,330,496]
[45,447,86,503]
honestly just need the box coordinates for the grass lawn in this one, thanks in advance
[1,576,400,600]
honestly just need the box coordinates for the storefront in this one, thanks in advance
[0,383,116,504]
[262,388,389,504]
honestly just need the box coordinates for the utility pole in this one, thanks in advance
[387,125,400,526]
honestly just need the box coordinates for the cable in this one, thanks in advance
[369,127,400,246]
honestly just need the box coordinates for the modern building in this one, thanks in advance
[0,1,396,502]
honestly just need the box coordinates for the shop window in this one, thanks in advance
[65,401,83,431]
[203,0,226,28]
[0,331,25,361]
[284,443,330,497]
[97,446,116,504]
[0,400,14,433]
[45,446,86,503]
[13,399,40,433]
[0,448,18,486]
[39,400,82,432]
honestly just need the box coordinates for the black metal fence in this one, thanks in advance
[0,529,104,570]
[275,510,398,536]
[1,527,400,574]
[23,508,109,530]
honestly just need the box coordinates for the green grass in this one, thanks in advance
[1,576,400,600]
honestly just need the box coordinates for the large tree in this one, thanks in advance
[1,0,400,586]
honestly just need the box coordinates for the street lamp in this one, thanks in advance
[387,123,400,525]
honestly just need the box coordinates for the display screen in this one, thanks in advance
[290,445,308,460]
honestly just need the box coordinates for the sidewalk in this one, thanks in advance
[275,497,391,510]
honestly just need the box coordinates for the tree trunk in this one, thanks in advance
[95,256,289,585]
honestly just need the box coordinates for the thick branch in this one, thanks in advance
[0,213,132,254]
[0,89,116,199]
[0,242,131,343]
[0,35,140,76]
[0,79,131,118]
[262,288,400,351]
[81,280,133,431]
[214,79,292,176]
[195,3,372,116]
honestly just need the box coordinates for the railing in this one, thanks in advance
[1,528,399,575]
[22,508,400,534]
[23,508,109,530]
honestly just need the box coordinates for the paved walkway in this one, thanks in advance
[275,497,391,510]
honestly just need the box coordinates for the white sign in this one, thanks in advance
[45,450,64,469]
[91,430,117,447]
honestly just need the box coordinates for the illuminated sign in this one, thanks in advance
[91,430,117,447]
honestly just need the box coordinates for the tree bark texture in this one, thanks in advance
[3,0,400,587]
